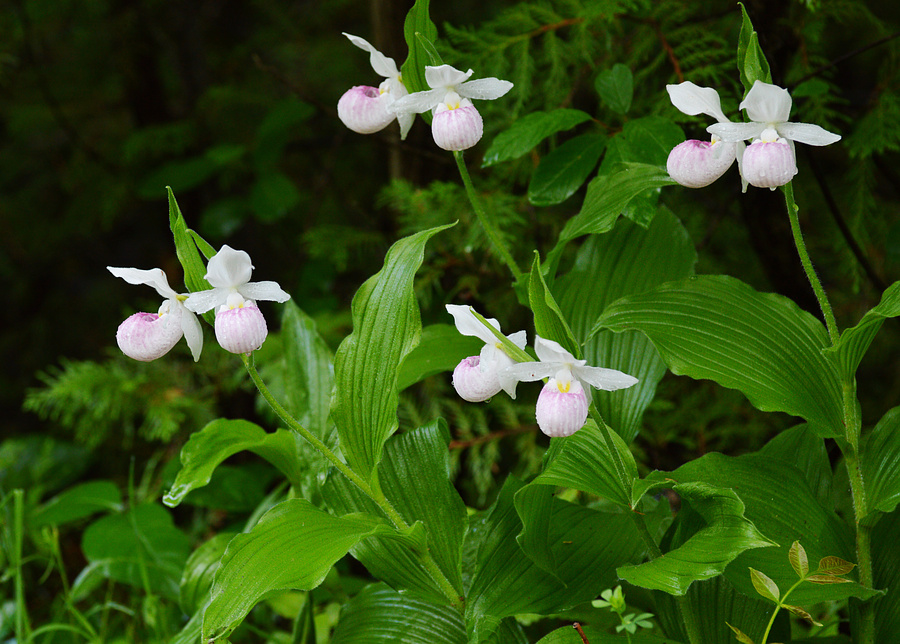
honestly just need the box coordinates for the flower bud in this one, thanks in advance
[535,378,589,437]
[432,101,483,151]
[452,355,502,402]
[740,139,797,189]
[116,310,183,361]
[337,85,394,134]
[666,139,736,188]
[215,300,268,354]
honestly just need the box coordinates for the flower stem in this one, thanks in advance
[454,150,522,280]
[782,182,839,344]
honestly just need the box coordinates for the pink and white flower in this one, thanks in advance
[390,65,513,151]
[107,267,202,362]
[185,246,290,355]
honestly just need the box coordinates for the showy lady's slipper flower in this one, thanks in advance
[390,65,513,151]
[337,33,414,139]
[446,304,526,402]
[666,82,745,190]
[185,246,290,355]
[107,267,202,362]
[707,80,841,190]
[506,337,639,437]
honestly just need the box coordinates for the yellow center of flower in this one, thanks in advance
[557,380,571,393]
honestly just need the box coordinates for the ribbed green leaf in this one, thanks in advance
[594,275,845,438]
[291,591,316,644]
[862,406,900,517]
[167,187,211,295]
[179,533,232,614]
[32,480,121,527]
[759,425,833,509]
[556,209,696,442]
[824,281,900,380]
[332,224,452,481]
[618,482,775,595]
[737,3,772,93]
[528,134,606,206]
[202,499,408,641]
[868,508,900,640]
[483,109,592,167]
[163,419,303,507]
[281,301,334,433]
[401,0,439,95]
[595,64,633,114]
[528,253,580,357]
[397,324,482,391]
[536,624,676,643]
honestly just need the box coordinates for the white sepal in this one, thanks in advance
[740,81,792,123]
[776,122,841,146]
[107,266,178,300]
[457,78,514,101]
[666,82,728,123]
[342,33,400,80]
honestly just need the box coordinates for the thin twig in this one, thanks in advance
[791,31,900,87]
[573,622,590,644]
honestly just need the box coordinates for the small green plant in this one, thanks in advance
[592,585,655,641]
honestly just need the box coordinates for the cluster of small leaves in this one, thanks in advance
[592,585,655,637]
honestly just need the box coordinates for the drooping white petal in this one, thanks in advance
[342,33,400,79]
[425,65,474,89]
[390,88,446,115]
[707,121,766,142]
[666,82,728,123]
[574,364,639,391]
[397,111,415,140]
[776,122,841,146]
[446,304,502,345]
[667,139,737,188]
[533,336,579,366]
[457,78,514,101]
[107,267,178,300]
[740,81,792,124]
[505,360,558,384]
[240,280,291,303]
[180,304,203,361]
[205,245,253,288]
[184,287,230,314]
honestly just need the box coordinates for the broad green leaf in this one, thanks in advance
[737,3,772,93]
[397,323,482,391]
[163,419,304,507]
[556,209,696,442]
[167,188,212,297]
[466,477,643,642]
[292,591,316,644]
[331,583,466,644]
[32,480,121,527]
[402,0,439,95]
[179,463,272,511]
[527,134,606,206]
[618,482,775,595]
[202,499,412,641]
[595,64,633,114]
[482,109,593,167]
[867,507,900,640]
[594,275,845,438]
[179,533,232,614]
[555,164,676,248]
[824,281,900,381]
[323,421,467,603]
[749,567,781,603]
[861,407,900,517]
[76,503,190,601]
[536,624,677,643]
[759,425,833,509]
[667,452,880,604]
[528,253,580,357]
[332,224,452,481]
[280,302,333,433]
[790,541,809,578]
[598,118,684,176]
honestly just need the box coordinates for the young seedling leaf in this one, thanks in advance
[806,574,853,585]
[816,556,856,576]
[783,604,823,626]
[749,567,780,604]
[789,540,809,578]
[727,622,756,644]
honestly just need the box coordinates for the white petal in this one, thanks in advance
[445,304,501,345]
[240,280,291,303]
[506,329,527,350]
[457,78,514,101]
[574,364,639,391]
[184,286,230,314]
[666,82,728,123]
[740,81,792,124]
[397,111,415,140]
[180,306,203,361]
[108,266,178,300]
[776,122,841,146]
[707,121,766,142]
[389,88,445,115]
[533,336,576,365]
[342,33,400,79]
[206,245,253,288]
[505,360,557,383]
[425,64,473,89]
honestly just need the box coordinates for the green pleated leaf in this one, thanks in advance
[291,591,316,644]
[555,209,696,442]
[280,301,333,433]
[397,324,482,391]
[401,0,439,95]
[555,163,676,249]
[167,187,211,295]
[759,425,833,509]
[867,507,900,640]
[824,281,900,381]
[528,134,606,206]
[179,533,232,614]
[618,481,775,595]
[528,253,581,358]
[32,480,121,527]
[323,420,467,603]
[483,109,593,167]
[600,117,685,170]
[860,407,900,518]
[536,624,676,643]
[737,3,772,93]
[594,275,845,438]
[595,64,633,114]
[331,583,465,644]
[332,224,452,481]
[163,419,303,507]
[668,451,880,604]
[202,499,408,641]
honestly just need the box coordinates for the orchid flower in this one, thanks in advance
[107,267,202,362]
[185,246,290,355]
[337,33,414,139]
[390,64,513,151]
[506,337,639,437]
[666,81,746,190]
[446,304,526,402]
[707,80,841,189]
